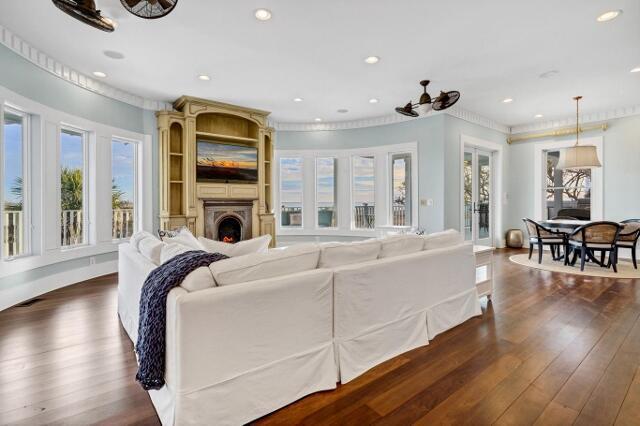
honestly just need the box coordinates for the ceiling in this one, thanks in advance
[0,0,638,127]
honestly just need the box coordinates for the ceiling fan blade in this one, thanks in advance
[157,0,173,9]
[123,0,143,8]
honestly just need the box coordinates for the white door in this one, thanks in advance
[463,148,493,246]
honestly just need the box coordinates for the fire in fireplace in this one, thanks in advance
[218,216,242,244]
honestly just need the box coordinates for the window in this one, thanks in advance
[316,157,337,228]
[545,150,591,220]
[280,158,303,227]
[391,153,412,226]
[2,110,27,258]
[112,139,137,239]
[60,128,87,247]
[352,155,375,229]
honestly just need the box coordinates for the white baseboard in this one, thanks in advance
[0,260,118,311]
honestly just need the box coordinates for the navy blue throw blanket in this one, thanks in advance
[135,250,229,390]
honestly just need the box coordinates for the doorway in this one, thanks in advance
[463,147,493,246]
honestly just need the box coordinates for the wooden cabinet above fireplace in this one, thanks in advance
[157,96,275,246]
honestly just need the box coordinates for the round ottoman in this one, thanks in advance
[506,229,524,248]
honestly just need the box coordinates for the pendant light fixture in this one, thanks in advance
[557,96,602,169]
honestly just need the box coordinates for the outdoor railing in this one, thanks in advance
[61,210,83,247]
[113,209,135,240]
[354,204,376,229]
[392,204,406,226]
[2,211,22,257]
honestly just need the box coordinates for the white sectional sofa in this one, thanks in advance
[117,230,481,425]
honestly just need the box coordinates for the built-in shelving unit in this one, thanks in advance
[157,96,276,245]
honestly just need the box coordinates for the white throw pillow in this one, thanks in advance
[379,234,425,258]
[197,237,235,256]
[422,229,464,250]
[318,239,382,268]
[181,267,216,292]
[164,227,204,250]
[138,236,163,265]
[210,243,320,286]
[130,231,155,251]
[198,234,272,257]
[160,242,193,265]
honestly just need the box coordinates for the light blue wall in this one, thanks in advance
[0,44,146,134]
[277,115,447,232]
[505,114,640,231]
[0,44,158,298]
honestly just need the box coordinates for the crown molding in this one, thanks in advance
[511,104,640,134]
[271,104,511,134]
[0,24,172,111]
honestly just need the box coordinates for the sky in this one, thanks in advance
[3,117,22,205]
[112,140,135,203]
[280,156,376,207]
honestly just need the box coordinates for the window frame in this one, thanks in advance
[111,137,140,241]
[1,105,31,260]
[59,125,90,249]
[314,156,338,230]
[278,156,305,229]
[543,149,592,220]
[533,137,603,221]
[350,153,377,230]
[389,152,412,227]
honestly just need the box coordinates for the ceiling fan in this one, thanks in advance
[120,0,178,19]
[51,0,116,32]
[395,80,461,118]
[51,0,178,31]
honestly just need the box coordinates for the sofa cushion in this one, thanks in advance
[130,231,155,251]
[164,227,204,250]
[198,234,272,257]
[160,242,193,265]
[319,240,381,268]
[138,236,163,265]
[379,234,425,258]
[422,229,464,250]
[181,267,216,292]
[210,243,320,286]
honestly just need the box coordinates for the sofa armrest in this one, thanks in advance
[166,268,334,394]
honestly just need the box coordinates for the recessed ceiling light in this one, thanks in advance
[198,75,211,81]
[502,98,514,103]
[597,10,622,22]
[92,71,107,78]
[535,114,544,119]
[255,9,272,21]
[103,50,125,60]
[369,98,379,104]
[314,118,323,122]
[337,109,349,113]
[631,66,640,73]
[364,56,380,64]
[293,97,303,102]
[539,70,559,79]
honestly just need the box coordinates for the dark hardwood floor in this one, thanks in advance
[2,249,640,425]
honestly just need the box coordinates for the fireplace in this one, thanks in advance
[203,200,253,243]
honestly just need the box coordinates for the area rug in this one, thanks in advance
[509,253,640,279]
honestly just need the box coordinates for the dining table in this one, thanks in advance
[539,219,620,267]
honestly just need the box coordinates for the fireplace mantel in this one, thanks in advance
[157,96,276,246]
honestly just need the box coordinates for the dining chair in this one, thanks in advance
[522,218,567,264]
[616,219,640,269]
[568,222,622,272]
